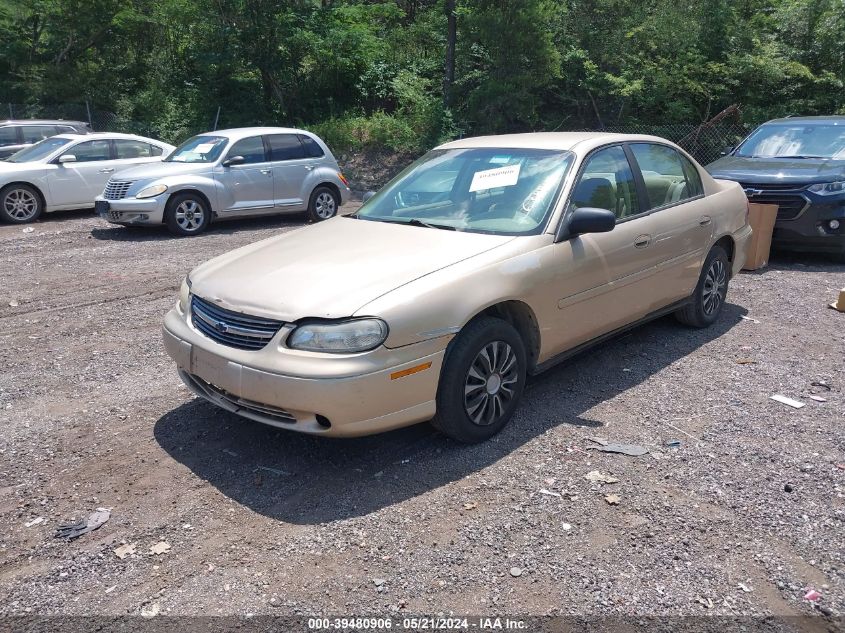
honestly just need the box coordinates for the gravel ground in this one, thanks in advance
[0,208,843,621]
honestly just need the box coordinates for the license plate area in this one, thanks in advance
[190,346,240,394]
[95,200,110,214]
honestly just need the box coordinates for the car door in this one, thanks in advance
[214,135,275,214]
[628,142,713,302]
[47,139,115,206]
[542,144,665,356]
[266,133,313,210]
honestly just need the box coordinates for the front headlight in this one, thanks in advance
[178,276,191,312]
[808,181,845,195]
[136,184,168,199]
[287,318,388,353]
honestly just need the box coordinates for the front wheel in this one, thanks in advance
[164,193,210,236]
[307,186,339,222]
[675,245,730,327]
[431,316,527,443]
[0,184,43,224]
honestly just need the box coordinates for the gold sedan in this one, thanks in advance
[163,133,752,442]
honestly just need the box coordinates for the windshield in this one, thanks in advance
[355,148,574,235]
[735,123,845,159]
[164,135,228,163]
[7,137,72,163]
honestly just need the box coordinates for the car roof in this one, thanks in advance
[0,119,89,126]
[198,127,315,141]
[437,132,683,153]
[53,132,172,145]
[763,115,845,125]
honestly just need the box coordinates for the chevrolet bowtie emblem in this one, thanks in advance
[744,188,763,196]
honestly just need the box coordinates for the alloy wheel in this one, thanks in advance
[314,192,336,219]
[702,258,727,315]
[463,340,519,426]
[3,188,38,221]
[174,200,205,232]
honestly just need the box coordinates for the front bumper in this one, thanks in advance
[746,192,845,254]
[95,195,167,225]
[162,304,447,437]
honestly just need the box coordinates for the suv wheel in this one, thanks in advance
[675,245,730,327]
[431,316,527,443]
[0,184,43,224]
[307,186,339,222]
[165,193,210,236]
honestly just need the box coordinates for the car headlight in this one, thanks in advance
[178,276,191,312]
[808,181,845,195]
[288,318,388,353]
[136,184,168,199]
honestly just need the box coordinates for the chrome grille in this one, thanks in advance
[740,184,808,221]
[103,180,135,200]
[191,295,284,350]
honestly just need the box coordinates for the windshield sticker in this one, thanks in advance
[193,143,216,154]
[469,164,521,192]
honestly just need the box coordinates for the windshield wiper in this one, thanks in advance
[406,218,456,231]
[770,155,828,159]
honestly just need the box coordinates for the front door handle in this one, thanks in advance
[99,168,115,173]
[260,168,271,175]
[634,234,652,248]
[699,215,712,226]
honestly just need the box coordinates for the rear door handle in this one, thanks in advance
[634,234,652,248]
[99,168,115,173]
[260,168,271,175]
[699,215,712,226]
[304,165,314,171]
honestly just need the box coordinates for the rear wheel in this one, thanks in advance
[675,245,730,327]
[307,186,339,222]
[0,184,43,224]
[431,316,527,443]
[164,193,210,236]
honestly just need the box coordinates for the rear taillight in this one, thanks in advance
[337,172,349,187]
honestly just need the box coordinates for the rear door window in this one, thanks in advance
[267,134,306,161]
[630,143,699,208]
[21,125,57,143]
[0,126,18,147]
[114,139,156,159]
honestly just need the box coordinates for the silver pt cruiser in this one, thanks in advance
[95,126,351,235]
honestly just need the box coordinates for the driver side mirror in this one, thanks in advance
[567,207,616,236]
[362,190,376,203]
[58,154,77,164]
[222,155,245,167]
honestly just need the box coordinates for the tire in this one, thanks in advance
[430,316,527,443]
[164,193,210,236]
[307,186,339,222]
[0,184,43,224]
[675,245,730,328]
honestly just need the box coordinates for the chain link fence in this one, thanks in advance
[576,122,754,166]
[5,102,154,137]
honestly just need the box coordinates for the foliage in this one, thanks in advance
[1,0,844,148]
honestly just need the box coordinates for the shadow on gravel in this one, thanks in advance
[89,214,307,242]
[154,303,746,524]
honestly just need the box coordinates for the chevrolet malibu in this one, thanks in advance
[163,133,751,443]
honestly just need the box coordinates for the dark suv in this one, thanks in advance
[707,116,845,260]
[0,119,92,159]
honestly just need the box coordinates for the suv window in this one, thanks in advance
[0,126,17,146]
[570,145,640,220]
[227,136,266,164]
[21,125,57,144]
[268,134,306,161]
[630,143,696,208]
[64,140,111,162]
[115,139,156,159]
[298,134,324,158]
[57,125,78,134]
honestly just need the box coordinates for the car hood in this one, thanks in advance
[707,155,845,185]
[112,160,212,181]
[188,217,516,321]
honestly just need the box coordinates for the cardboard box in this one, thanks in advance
[742,203,778,271]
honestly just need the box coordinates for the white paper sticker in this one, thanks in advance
[469,164,521,192]
[193,143,216,154]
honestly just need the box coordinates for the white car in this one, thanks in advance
[0,133,175,224]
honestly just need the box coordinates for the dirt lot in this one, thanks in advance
[0,208,843,621]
